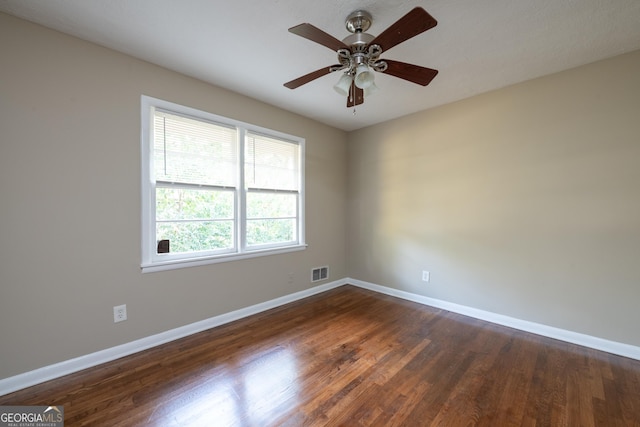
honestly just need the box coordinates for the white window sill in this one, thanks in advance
[141,244,308,273]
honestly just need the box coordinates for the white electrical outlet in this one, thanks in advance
[422,271,430,282]
[113,304,127,323]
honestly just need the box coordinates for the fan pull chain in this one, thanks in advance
[349,80,356,115]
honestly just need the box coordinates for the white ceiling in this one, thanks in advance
[2,0,640,131]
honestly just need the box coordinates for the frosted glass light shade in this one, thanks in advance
[333,74,353,96]
[354,64,374,89]
[364,82,379,97]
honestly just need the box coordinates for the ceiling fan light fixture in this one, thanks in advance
[354,63,374,89]
[333,73,353,96]
[284,7,439,108]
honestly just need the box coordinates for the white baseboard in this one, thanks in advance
[0,279,345,397]
[2,276,638,396]
[347,278,640,361]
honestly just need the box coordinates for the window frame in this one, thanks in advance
[141,95,306,273]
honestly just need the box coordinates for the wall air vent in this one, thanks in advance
[311,266,329,282]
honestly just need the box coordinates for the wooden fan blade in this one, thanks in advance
[369,7,437,53]
[380,60,438,86]
[284,65,342,89]
[346,81,364,107]
[289,23,349,52]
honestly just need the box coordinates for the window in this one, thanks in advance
[141,96,305,272]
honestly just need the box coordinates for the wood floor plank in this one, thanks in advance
[1,285,640,426]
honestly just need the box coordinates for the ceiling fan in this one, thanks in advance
[284,7,439,108]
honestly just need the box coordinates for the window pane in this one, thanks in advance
[246,219,296,246]
[154,111,237,187]
[246,192,297,219]
[156,221,233,253]
[245,133,299,191]
[156,187,234,220]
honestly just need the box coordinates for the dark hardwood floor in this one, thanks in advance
[2,285,640,426]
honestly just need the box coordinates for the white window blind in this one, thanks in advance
[245,132,300,191]
[154,111,237,187]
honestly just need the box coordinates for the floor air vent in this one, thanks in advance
[311,266,329,282]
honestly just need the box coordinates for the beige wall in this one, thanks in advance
[0,13,347,379]
[348,49,640,346]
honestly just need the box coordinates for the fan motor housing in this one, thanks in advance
[342,32,375,51]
